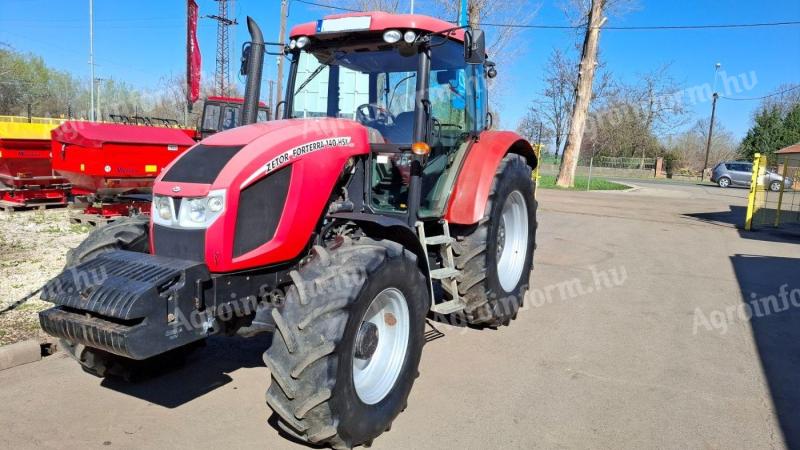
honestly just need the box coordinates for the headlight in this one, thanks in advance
[177,189,226,229]
[403,30,416,44]
[152,195,174,224]
[186,198,207,223]
[296,36,310,49]
[153,190,226,229]
[383,29,402,44]
[208,196,224,212]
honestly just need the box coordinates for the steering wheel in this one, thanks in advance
[356,104,394,126]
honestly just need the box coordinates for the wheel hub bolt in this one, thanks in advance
[354,321,379,360]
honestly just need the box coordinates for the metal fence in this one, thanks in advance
[579,156,657,171]
[0,115,66,126]
[745,152,800,231]
[539,155,658,179]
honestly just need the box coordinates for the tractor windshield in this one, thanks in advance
[289,46,419,145]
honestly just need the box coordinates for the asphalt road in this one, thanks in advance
[2,181,798,449]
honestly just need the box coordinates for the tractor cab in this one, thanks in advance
[199,96,270,139]
[285,12,491,221]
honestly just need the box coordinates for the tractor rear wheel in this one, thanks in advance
[449,153,536,327]
[264,238,428,449]
[61,216,202,380]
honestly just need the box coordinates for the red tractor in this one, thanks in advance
[39,12,537,448]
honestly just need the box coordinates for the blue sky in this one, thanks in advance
[1,0,799,140]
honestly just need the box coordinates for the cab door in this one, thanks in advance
[419,42,487,217]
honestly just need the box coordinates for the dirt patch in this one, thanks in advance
[0,208,89,345]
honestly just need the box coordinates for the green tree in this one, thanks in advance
[738,86,800,158]
[782,102,800,147]
[739,106,789,159]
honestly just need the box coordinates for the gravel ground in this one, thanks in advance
[0,208,89,345]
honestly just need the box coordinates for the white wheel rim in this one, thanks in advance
[720,178,729,187]
[352,287,410,405]
[496,190,528,292]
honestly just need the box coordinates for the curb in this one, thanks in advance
[0,338,56,371]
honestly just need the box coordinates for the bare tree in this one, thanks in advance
[346,0,401,11]
[666,119,737,173]
[432,0,539,66]
[317,0,401,13]
[530,49,575,159]
[556,0,607,187]
[516,107,553,150]
[581,65,686,162]
[760,83,800,117]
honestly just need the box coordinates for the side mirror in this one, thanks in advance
[240,44,251,76]
[464,29,486,65]
[485,60,497,79]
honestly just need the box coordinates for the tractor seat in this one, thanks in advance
[381,111,414,144]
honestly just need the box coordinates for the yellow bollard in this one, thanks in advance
[744,153,764,231]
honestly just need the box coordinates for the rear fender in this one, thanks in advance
[445,131,537,225]
[328,212,433,306]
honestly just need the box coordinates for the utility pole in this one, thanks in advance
[207,0,238,96]
[88,0,95,121]
[267,80,276,118]
[410,0,415,14]
[701,63,721,182]
[701,93,719,182]
[94,77,105,122]
[276,0,289,111]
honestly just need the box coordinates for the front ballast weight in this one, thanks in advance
[38,250,278,360]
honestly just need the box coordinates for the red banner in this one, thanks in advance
[186,0,201,105]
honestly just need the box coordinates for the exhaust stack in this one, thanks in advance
[241,16,265,126]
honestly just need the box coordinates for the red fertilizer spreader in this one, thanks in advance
[51,121,195,223]
[0,120,70,210]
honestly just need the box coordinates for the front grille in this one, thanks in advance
[233,165,292,257]
[152,224,206,262]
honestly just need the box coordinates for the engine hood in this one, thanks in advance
[151,118,371,272]
[154,118,369,196]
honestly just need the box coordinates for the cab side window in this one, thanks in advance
[202,104,221,131]
[471,64,488,131]
[222,106,240,130]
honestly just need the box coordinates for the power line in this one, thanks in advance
[279,3,800,32]
[292,0,360,12]
[482,20,800,30]
[720,85,800,101]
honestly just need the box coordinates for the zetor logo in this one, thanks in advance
[242,136,353,188]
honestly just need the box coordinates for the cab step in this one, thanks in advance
[424,235,454,246]
[430,299,467,315]
[430,267,459,280]
[417,220,465,314]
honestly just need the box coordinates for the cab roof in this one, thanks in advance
[290,11,465,43]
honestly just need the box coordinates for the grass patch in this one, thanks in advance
[70,224,91,234]
[537,174,629,191]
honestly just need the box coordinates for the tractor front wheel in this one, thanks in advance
[449,153,537,327]
[264,238,428,448]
